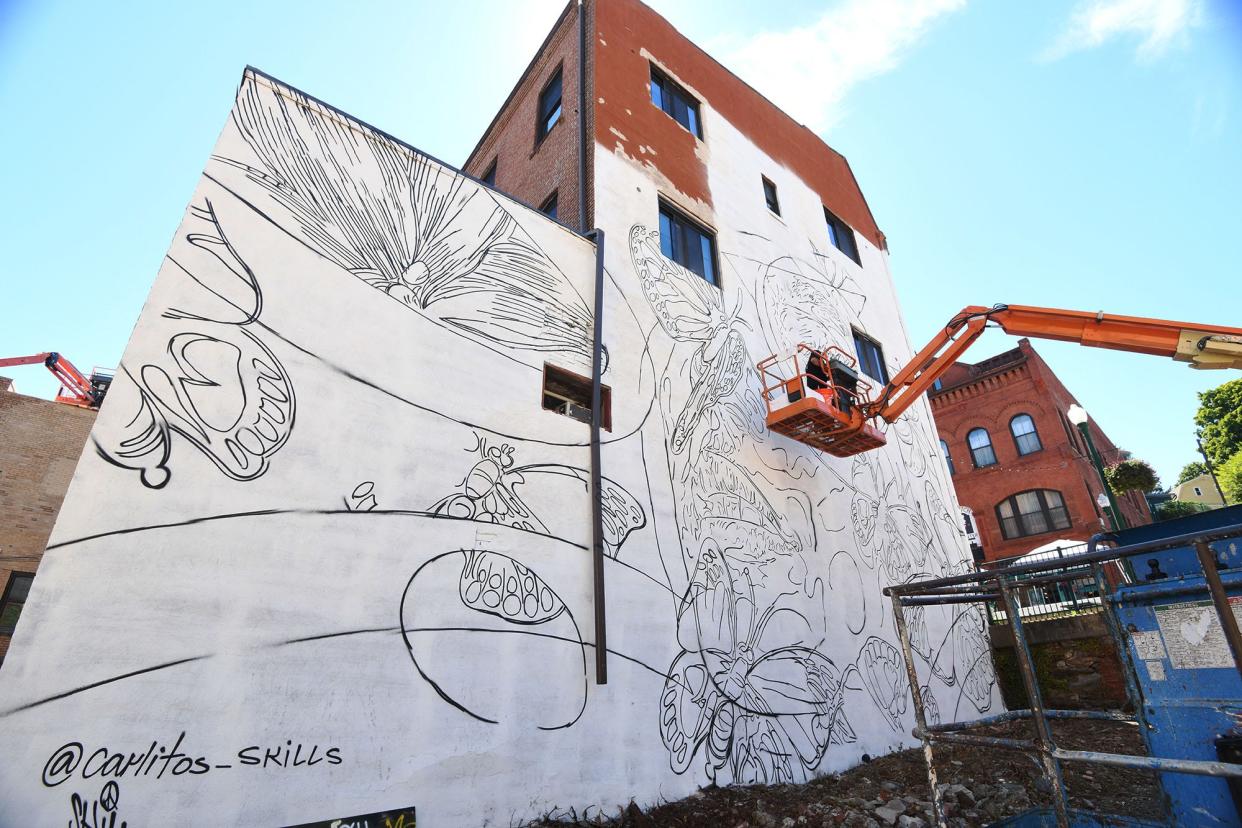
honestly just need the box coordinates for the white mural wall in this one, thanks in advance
[0,69,998,826]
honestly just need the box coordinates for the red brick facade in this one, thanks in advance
[0,388,96,664]
[462,0,882,245]
[930,339,1150,562]
[463,2,588,231]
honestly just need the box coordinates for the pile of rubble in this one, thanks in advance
[524,719,1162,828]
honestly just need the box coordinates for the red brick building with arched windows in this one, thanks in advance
[929,338,1150,563]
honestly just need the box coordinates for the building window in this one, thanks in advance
[932,378,944,392]
[968,427,997,467]
[1010,413,1042,456]
[658,201,718,286]
[537,67,563,142]
[0,572,33,635]
[997,490,1072,540]
[824,207,860,265]
[762,177,780,215]
[481,160,497,188]
[539,191,558,221]
[851,330,888,384]
[542,364,611,430]
[940,439,955,475]
[1194,486,1203,496]
[650,66,703,138]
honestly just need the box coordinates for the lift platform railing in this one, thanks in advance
[884,522,1242,828]
[756,343,874,418]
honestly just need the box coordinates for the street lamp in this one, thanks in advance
[1067,403,1128,531]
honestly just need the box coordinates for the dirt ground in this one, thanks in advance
[522,719,1161,827]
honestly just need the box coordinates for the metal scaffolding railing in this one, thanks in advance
[884,522,1242,828]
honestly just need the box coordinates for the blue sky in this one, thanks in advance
[1,0,1238,487]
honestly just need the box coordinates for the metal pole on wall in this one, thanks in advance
[1068,404,1128,531]
[586,228,607,685]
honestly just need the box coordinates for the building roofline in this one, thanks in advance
[929,344,1028,398]
[461,0,887,244]
[239,65,592,240]
[621,0,887,245]
[462,0,577,170]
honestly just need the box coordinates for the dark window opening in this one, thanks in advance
[542,364,611,431]
[0,572,33,635]
[940,439,955,476]
[481,160,497,188]
[540,191,559,221]
[824,207,860,265]
[968,427,998,468]
[650,66,703,138]
[537,67,563,142]
[658,201,718,286]
[1010,413,1042,455]
[762,177,781,215]
[997,489,1072,540]
[851,329,888,384]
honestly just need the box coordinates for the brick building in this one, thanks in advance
[929,339,1150,562]
[0,382,96,666]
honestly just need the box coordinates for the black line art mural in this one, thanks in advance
[429,434,646,557]
[216,76,594,368]
[69,780,127,828]
[346,481,379,512]
[400,549,589,731]
[94,198,296,488]
[0,68,997,824]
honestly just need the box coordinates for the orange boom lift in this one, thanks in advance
[0,352,111,409]
[757,304,1242,458]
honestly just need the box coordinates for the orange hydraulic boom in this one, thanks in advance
[759,304,1242,458]
[0,352,106,408]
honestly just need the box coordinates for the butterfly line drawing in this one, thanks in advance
[429,434,646,558]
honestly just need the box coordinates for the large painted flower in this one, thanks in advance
[214,74,593,364]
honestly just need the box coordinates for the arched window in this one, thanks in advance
[1010,413,1042,456]
[967,428,997,467]
[939,439,955,475]
[996,490,1071,540]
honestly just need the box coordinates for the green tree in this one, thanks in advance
[1154,500,1209,521]
[1177,462,1208,485]
[1195,378,1242,466]
[1219,449,1242,505]
[1105,459,1159,494]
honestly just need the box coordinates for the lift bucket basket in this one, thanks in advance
[756,344,887,457]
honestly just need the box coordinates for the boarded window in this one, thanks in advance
[542,365,611,431]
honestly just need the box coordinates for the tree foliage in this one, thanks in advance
[1196,378,1242,466]
[1105,458,1159,494]
[1177,462,1208,485]
[1220,449,1242,505]
[1154,500,1210,521]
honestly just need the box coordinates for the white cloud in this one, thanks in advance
[717,0,967,132]
[1043,0,1203,61]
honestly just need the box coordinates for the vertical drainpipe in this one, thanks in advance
[577,0,589,234]
[586,227,607,685]
[580,0,606,685]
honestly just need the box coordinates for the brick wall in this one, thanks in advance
[932,339,1150,562]
[0,391,96,663]
[462,1,586,232]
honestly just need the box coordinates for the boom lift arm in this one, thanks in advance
[867,304,1242,425]
[758,304,1242,458]
[0,352,102,408]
